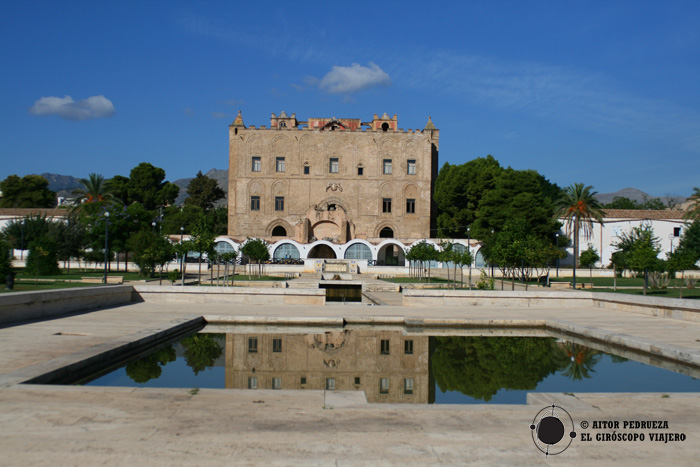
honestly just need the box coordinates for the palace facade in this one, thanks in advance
[227,111,439,250]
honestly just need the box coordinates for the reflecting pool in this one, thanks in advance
[82,328,700,404]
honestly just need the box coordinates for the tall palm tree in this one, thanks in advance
[72,173,117,205]
[555,183,605,268]
[684,187,700,221]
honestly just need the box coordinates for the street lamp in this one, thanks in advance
[572,215,577,290]
[152,221,156,232]
[180,226,185,287]
[490,229,495,278]
[467,227,472,290]
[555,233,560,278]
[103,211,110,284]
[669,233,675,254]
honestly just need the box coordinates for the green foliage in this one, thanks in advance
[0,174,56,208]
[0,237,13,283]
[26,236,61,276]
[72,173,118,206]
[475,270,494,290]
[556,183,605,268]
[125,162,180,210]
[240,238,270,263]
[612,225,663,273]
[579,244,600,269]
[685,187,700,221]
[125,346,176,383]
[434,156,561,241]
[167,269,180,284]
[605,195,665,210]
[127,230,174,277]
[430,336,569,401]
[185,171,225,212]
[180,334,223,376]
[673,220,700,266]
[1,214,53,250]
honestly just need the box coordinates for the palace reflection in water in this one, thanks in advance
[224,330,431,403]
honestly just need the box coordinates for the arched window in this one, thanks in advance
[380,227,394,238]
[214,241,236,255]
[344,243,373,260]
[271,225,287,236]
[381,122,389,132]
[273,243,300,259]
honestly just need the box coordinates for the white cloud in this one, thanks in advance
[29,95,115,121]
[318,62,391,94]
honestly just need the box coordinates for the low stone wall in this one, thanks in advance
[402,289,593,308]
[0,285,134,325]
[132,285,325,306]
[402,289,700,322]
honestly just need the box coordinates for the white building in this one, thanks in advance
[560,209,687,267]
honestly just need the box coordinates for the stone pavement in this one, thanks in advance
[0,297,699,465]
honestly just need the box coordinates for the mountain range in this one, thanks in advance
[37,171,686,208]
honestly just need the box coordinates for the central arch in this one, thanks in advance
[308,244,337,259]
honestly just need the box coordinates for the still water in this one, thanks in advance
[83,328,700,404]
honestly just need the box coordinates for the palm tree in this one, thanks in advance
[555,183,605,269]
[684,187,700,221]
[72,173,117,206]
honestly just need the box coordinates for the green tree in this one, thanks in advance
[0,237,13,284]
[185,171,226,212]
[555,183,605,268]
[0,175,56,208]
[1,214,53,251]
[126,163,180,210]
[406,241,438,281]
[605,196,640,210]
[674,220,700,265]
[48,216,85,271]
[613,225,663,295]
[560,343,601,381]
[240,238,270,278]
[127,230,175,278]
[188,216,216,285]
[26,236,61,276]
[579,244,600,282]
[107,175,131,205]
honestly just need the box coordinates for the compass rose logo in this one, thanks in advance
[530,404,577,456]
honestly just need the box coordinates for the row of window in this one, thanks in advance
[251,157,417,175]
[249,196,416,213]
[248,338,414,354]
[246,376,415,394]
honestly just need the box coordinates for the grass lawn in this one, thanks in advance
[550,276,647,287]
[380,276,454,284]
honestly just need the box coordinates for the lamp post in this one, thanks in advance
[572,215,577,290]
[152,221,156,232]
[555,233,560,278]
[467,227,472,290]
[180,226,185,287]
[669,234,675,254]
[20,219,25,260]
[103,211,110,284]
[490,229,494,278]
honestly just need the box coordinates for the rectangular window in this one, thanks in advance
[272,338,282,353]
[380,339,390,355]
[303,165,310,175]
[300,377,307,385]
[407,159,416,175]
[272,377,282,390]
[383,159,392,175]
[404,378,414,395]
[404,340,414,354]
[406,198,415,214]
[251,157,261,172]
[275,196,284,211]
[380,378,389,394]
[248,377,258,389]
[248,337,258,353]
[250,196,260,211]
[674,227,681,237]
[325,378,336,390]
[382,198,392,213]
[354,376,361,385]
[329,157,339,173]
[276,157,285,172]
[357,166,364,176]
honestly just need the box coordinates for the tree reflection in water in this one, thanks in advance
[430,336,612,401]
[180,334,223,375]
[125,346,177,383]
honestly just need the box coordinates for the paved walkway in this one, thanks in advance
[0,298,699,465]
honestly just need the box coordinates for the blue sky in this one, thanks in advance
[2,1,699,196]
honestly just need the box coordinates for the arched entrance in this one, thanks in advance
[379,227,394,238]
[308,244,337,259]
[271,225,287,236]
[378,243,405,266]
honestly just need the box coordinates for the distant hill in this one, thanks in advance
[595,188,685,208]
[38,173,82,199]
